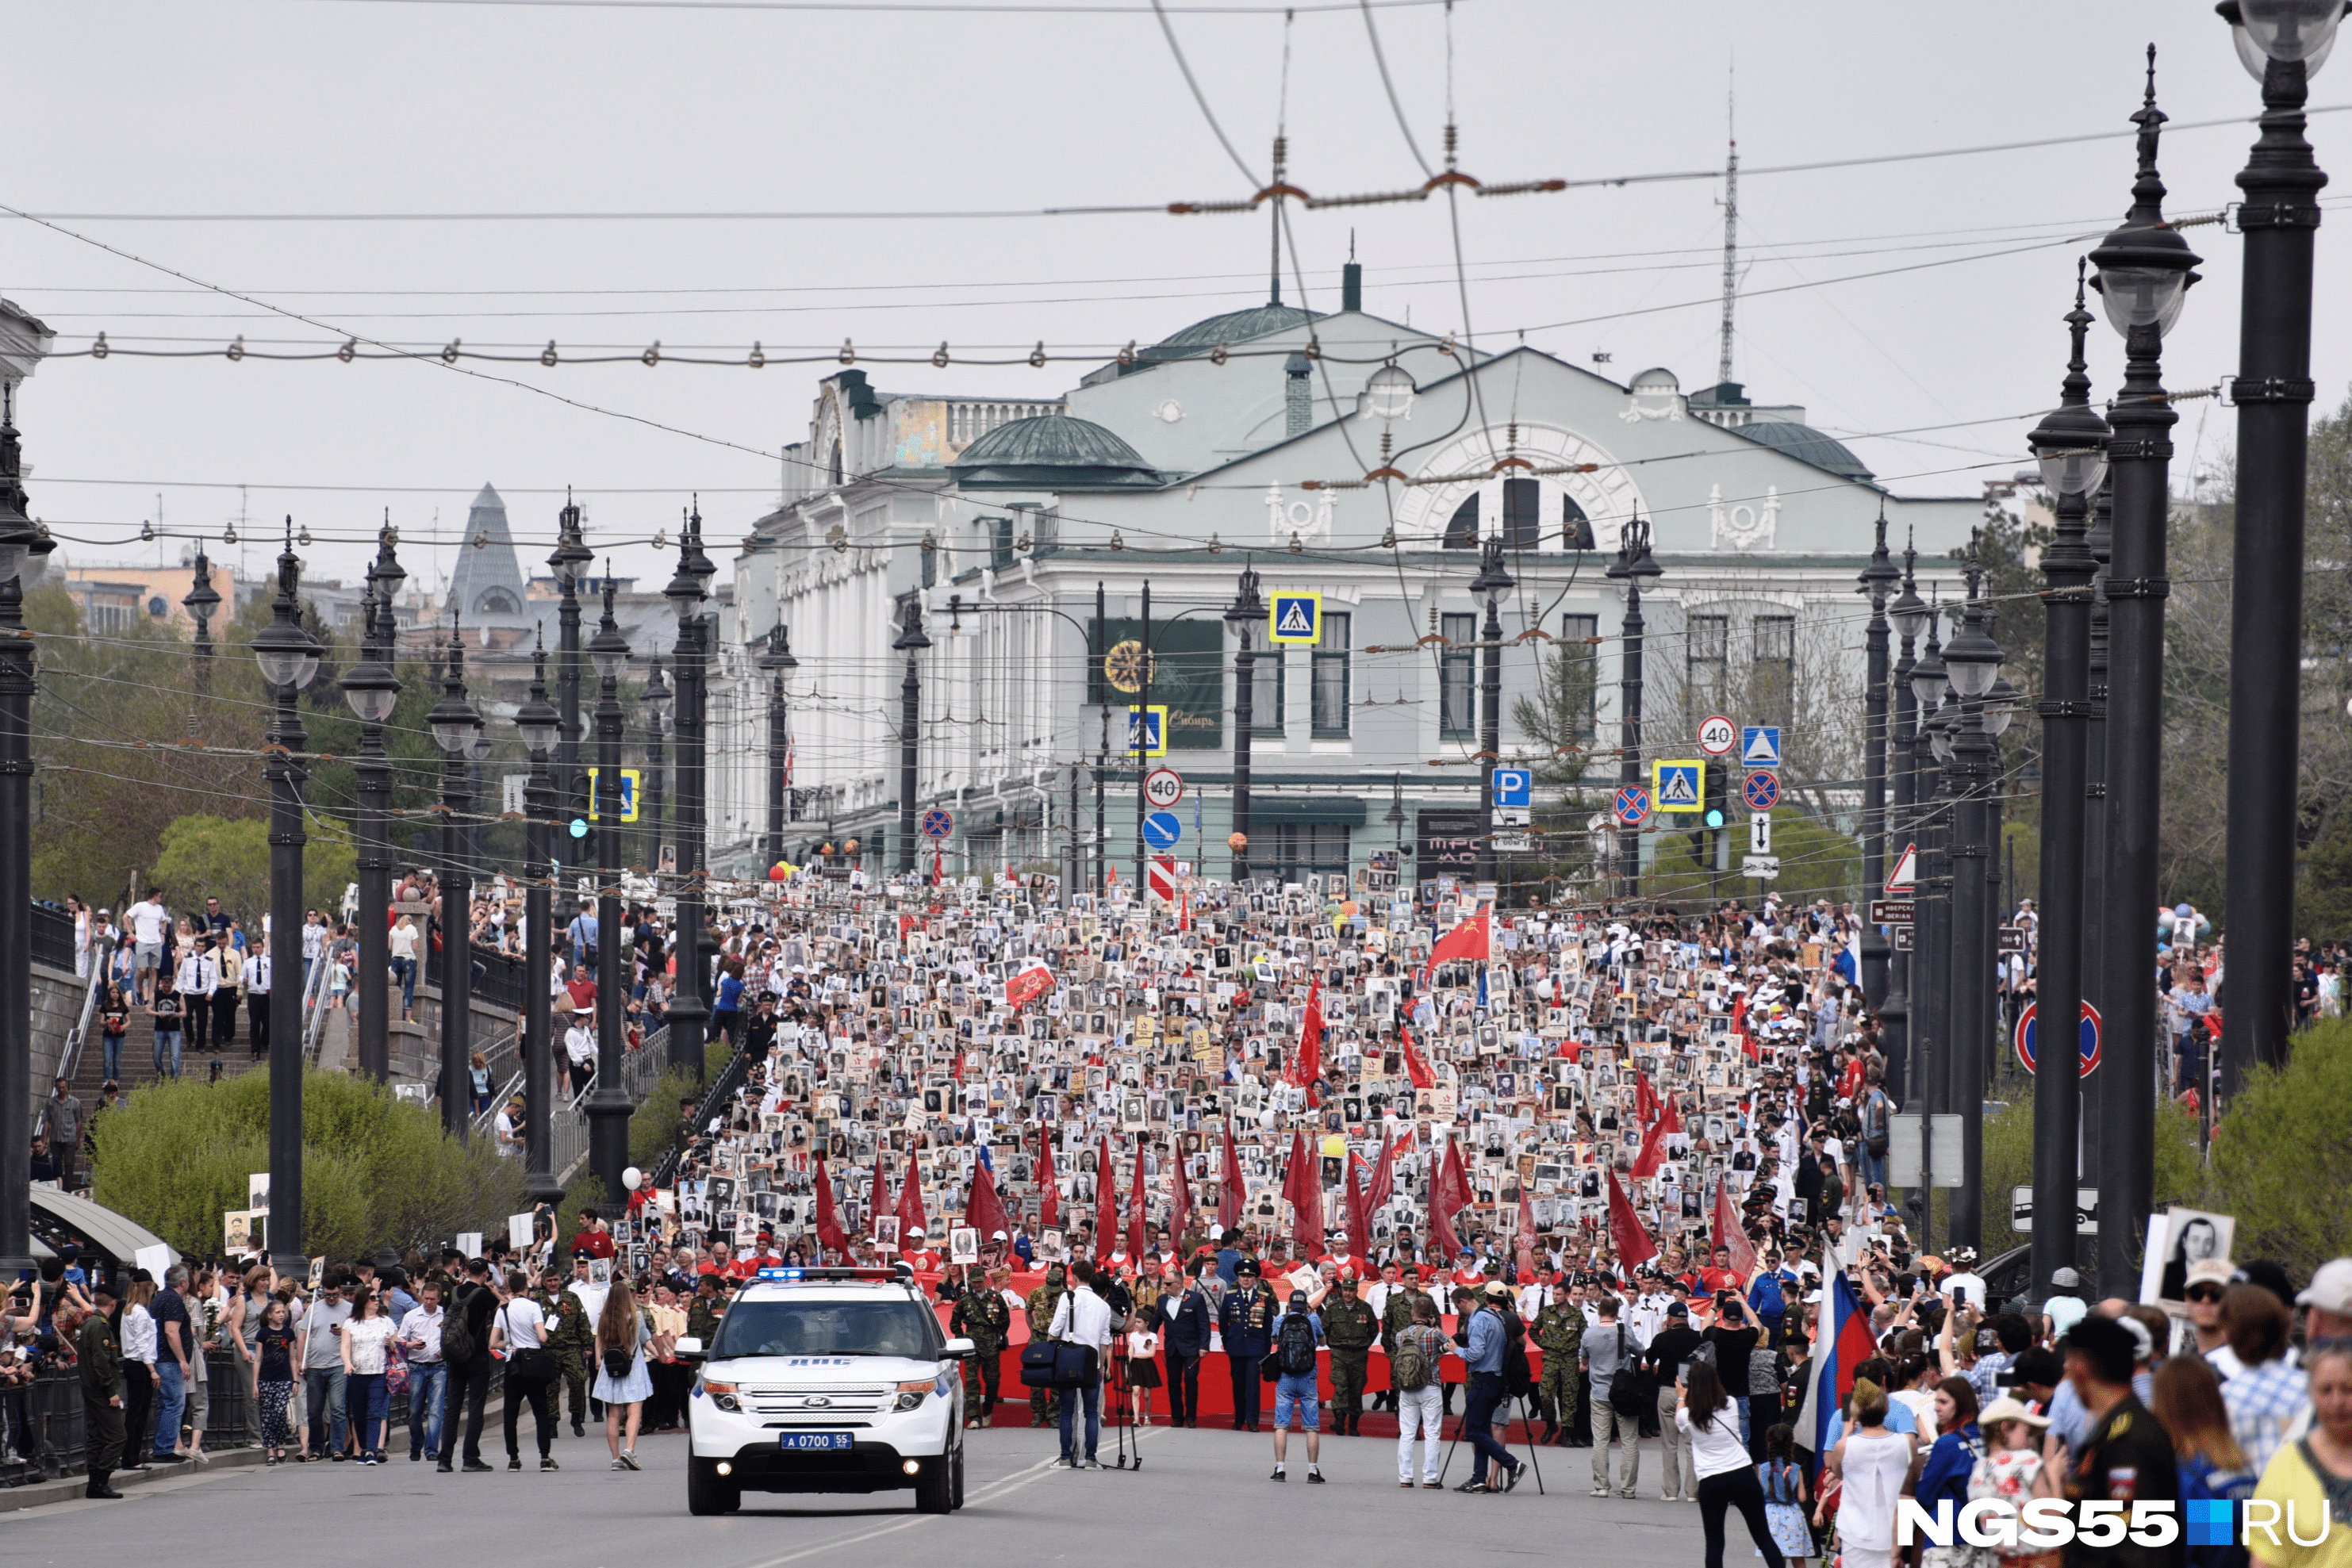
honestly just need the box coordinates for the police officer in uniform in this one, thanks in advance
[1322,1271,1379,1435]
[1025,1263,1067,1428]
[81,1281,128,1499]
[952,1266,1013,1428]
[1532,1275,1588,1445]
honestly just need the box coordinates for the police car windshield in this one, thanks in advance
[710,1298,942,1360]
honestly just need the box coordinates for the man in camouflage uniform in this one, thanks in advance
[1322,1271,1379,1436]
[539,1275,596,1438]
[1381,1266,1437,1420]
[950,1267,1013,1428]
[685,1274,728,1347]
[1024,1263,1066,1428]
[1531,1272,1588,1445]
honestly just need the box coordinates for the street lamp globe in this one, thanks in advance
[1930,700,1959,765]
[253,608,320,691]
[1943,604,2003,700]
[589,580,630,682]
[515,696,561,755]
[340,657,400,725]
[1983,674,2022,738]
[1364,362,1416,422]
[1909,634,1948,710]
[549,511,593,592]
[2220,1,2347,80]
[1469,535,1516,610]
[642,657,673,726]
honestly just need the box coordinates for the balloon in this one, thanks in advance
[844,838,860,855]
[769,863,787,882]
[1227,832,1248,851]
[621,1166,643,1191]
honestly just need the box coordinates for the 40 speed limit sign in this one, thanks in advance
[1143,768,1185,810]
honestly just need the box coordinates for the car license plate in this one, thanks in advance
[781,1432,854,1451]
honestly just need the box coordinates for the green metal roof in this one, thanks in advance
[1729,419,1874,481]
[947,413,1160,489]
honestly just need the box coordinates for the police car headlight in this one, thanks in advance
[894,1379,934,1411]
[701,1378,742,1413]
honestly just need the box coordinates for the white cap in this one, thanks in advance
[2298,1258,2352,1316]
[992,1230,1008,1241]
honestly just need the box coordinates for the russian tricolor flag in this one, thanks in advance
[1800,1249,1878,1474]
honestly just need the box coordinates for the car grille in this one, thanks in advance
[743,1384,894,1426]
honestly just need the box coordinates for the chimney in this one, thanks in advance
[1341,261,1362,313]
[1284,352,1312,439]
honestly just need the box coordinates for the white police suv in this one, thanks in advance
[676,1266,973,1516]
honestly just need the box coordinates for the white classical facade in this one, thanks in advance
[706,270,1980,893]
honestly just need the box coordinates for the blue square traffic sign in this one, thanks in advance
[1491,769,1531,808]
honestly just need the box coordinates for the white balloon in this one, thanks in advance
[622,1166,643,1191]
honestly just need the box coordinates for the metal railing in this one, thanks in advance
[428,940,528,1015]
[652,1031,750,1188]
[29,902,76,972]
[0,1363,85,1486]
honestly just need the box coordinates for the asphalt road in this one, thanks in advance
[4,1420,1713,1563]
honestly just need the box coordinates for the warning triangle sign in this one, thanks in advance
[1741,728,1782,766]
[1276,600,1314,636]
[1885,842,1918,893]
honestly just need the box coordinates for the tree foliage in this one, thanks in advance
[90,1068,528,1260]
[2200,1016,2352,1279]
[150,812,357,922]
[1976,1084,2203,1262]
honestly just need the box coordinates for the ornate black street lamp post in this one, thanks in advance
[425,631,483,1139]
[341,523,403,1082]
[588,579,633,1201]
[512,641,564,1206]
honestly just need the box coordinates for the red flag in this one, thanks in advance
[812,1151,849,1258]
[1364,1133,1402,1211]
[965,1154,1008,1247]
[1433,1137,1474,1217]
[1606,1166,1659,1270]
[1171,1143,1194,1249]
[869,1156,892,1240]
[1219,1121,1247,1230]
[1630,1110,1670,1180]
[896,1155,927,1246]
[1660,1091,1683,1136]
[1344,1152,1372,1262]
[1428,1136,1471,1260]
[1398,1024,1435,1091]
[1633,1069,1662,1126]
[1096,1135,1120,1261]
[1037,1129,1058,1231]
[1129,1142,1149,1262]
[1515,1187,1537,1282]
[1731,990,1760,1064]
[1711,1177,1757,1281]
[1006,960,1055,1009]
[1418,907,1490,984]
[1280,1131,1319,1252]
[1291,981,1325,1107]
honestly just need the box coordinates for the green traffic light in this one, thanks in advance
[1705,809,1725,829]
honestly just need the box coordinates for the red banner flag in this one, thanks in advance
[1712,1176,1757,1281]
[896,1154,927,1246]
[1037,1129,1058,1231]
[1633,1069,1662,1127]
[1607,1166,1659,1270]
[1290,980,1325,1107]
[1630,1107,1671,1180]
[1096,1135,1120,1261]
[1364,1133,1402,1212]
[1129,1142,1149,1263]
[1280,1131,1318,1252]
[1731,989,1760,1063]
[965,1154,1009,1248]
[1398,1024,1435,1091]
[813,1151,849,1258]
[1428,1136,1471,1260]
[1219,1122,1247,1231]
[1418,907,1490,984]
[1343,1151,1372,1262]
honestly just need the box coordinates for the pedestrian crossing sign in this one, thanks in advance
[1652,760,1704,812]
[1268,592,1322,645]
[585,766,640,822]
[1125,705,1169,757]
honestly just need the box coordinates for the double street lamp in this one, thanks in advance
[1940,565,2005,1251]
[253,520,323,1277]
[425,628,483,1140]
[588,577,635,1202]
[1606,518,1662,896]
[1470,536,1516,891]
[1882,542,1929,1108]
[513,640,565,1206]
[340,523,403,1083]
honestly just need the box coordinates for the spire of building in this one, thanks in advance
[444,481,531,626]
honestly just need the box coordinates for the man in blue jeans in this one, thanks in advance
[1267,1290,1326,1483]
[148,1266,194,1463]
[1448,1282,1525,1493]
[301,1275,354,1459]
[398,1279,447,1461]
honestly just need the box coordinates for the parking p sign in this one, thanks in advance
[1491,769,1531,808]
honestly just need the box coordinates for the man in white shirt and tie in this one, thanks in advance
[243,950,272,1060]
[1046,1259,1115,1469]
[175,941,219,1056]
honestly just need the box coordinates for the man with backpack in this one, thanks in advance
[435,1257,500,1473]
[1391,1294,1448,1487]
[1267,1290,1325,1483]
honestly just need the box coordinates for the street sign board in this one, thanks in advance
[1491,768,1532,808]
[1697,715,1737,757]
[1494,806,1530,826]
[1740,726,1782,768]
[1893,926,1914,952]
[1749,815,1774,856]
[919,808,955,841]
[1611,784,1651,827]
[1888,1112,1965,1188]
[1998,925,2026,954]
[502,774,528,817]
[1125,705,1169,757]
[1869,899,1916,926]
[2016,999,2103,1078]
[1268,592,1322,645]
[1652,760,1704,812]
[584,766,641,822]
[1885,841,1918,892]
[2011,1186,2100,1237]
[1741,855,1781,879]
[1493,832,1533,854]
[1143,768,1185,809]
[1743,770,1781,812]
[1143,810,1184,851]
[1147,856,1178,903]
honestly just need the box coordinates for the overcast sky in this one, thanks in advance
[6,0,2342,597]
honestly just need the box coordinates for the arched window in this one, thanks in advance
[475,588,520,618]
[1442,493,1479,549]
[1562,495,1596,550]
[828,440,844,487]
[1502,477,1541,550]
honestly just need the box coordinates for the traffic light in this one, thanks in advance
[1688,761,1729,869]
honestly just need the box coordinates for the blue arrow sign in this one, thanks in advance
[1143,810,1184,850]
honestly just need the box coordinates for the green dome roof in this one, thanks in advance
[1149,301,1319,358]
[1730,419,1874,481]
[949,413,1160,489]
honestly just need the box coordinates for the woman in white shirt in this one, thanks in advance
[1678,1360,1786,1568]
[389,916,420,1022]
[489,1270,560,1470]
[1817,1378,1917,1568]
[565,1020,597,1096]
[340,1287,398,1465]
[121,1279,159,1471]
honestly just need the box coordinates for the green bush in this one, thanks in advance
[1977,1084,2204,1260]
[150,811,358,923]
[2204,1018,2352,1278]
[91,1068,526,1261]
[631,1064,702,1175]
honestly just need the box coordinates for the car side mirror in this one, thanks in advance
[673,1336,705,1361]
[942,1337,976,1359]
